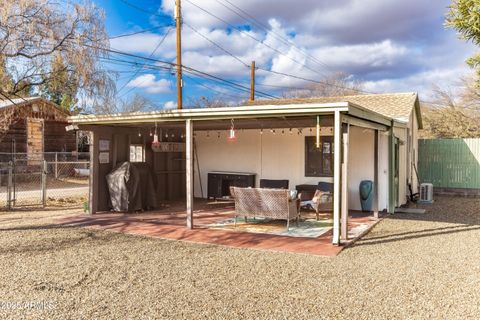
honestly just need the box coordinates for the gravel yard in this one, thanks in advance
[0,196,480,319]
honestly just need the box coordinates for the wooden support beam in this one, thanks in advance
[186,119,194,228]
[341,125,349,240]
[373,130,379,219]
[89,131,98,215]
[332,110,342,245]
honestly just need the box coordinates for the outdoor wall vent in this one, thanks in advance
[418,183,434,204]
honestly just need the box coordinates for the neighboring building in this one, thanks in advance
[0,97,76,159]
[70,92,422,245]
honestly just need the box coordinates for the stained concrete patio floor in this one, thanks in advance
[59,200,381,256]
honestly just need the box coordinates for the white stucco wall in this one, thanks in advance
[194,126,390,212]
[347,126,389,211]
[193,129,333,198]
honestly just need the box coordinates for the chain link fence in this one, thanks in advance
[0,152,90,210]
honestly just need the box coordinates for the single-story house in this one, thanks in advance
[69,92,422,245]
[0,97,77,161]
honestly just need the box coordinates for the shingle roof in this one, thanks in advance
[249,92,421,125]
[0,96,40,109]
[0,96,70,116]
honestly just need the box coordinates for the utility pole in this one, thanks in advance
[175,0,183,109]
[250,61,255,102]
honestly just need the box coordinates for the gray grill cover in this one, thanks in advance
[106,162,157,212]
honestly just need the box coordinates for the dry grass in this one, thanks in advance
[0,196,479,319]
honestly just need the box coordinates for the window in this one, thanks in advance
[305,136,334,177]
[130,144,145,162]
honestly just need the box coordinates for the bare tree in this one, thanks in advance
[188,96,229,108]
[281,72,365,98]
[421,78,480,138]
[0,0,115,111]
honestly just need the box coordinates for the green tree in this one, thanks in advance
[447,0,480,80]
[40,53,79,112]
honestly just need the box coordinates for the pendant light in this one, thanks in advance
[227,119,237,142]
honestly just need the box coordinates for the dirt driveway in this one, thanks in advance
[0,196,479,319]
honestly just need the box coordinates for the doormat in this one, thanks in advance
[207,217,333,238]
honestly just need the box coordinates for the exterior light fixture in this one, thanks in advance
[227,119,236,142]
[152,122,161,152]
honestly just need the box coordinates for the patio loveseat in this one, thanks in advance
[231,187,299,230]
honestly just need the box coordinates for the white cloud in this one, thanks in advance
[163,100,177,109]
[127,74,172,93]
[109,0,475,98]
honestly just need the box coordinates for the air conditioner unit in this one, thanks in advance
[419,183,434,203]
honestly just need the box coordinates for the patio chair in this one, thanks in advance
[232,187,299,230]
[300,182,334,220]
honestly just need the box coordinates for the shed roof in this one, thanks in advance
[249,92,422,127]
[0,96,70,116]
[69,92,421,129]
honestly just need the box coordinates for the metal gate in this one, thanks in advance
[11,159,46,208]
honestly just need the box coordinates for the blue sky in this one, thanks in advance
[94,0,475,109]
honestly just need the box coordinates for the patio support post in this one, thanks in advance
[89,130,98,215]
[186,119,194,229]
[333,110,342,245]
[388,121,395,214]
[341,124,349,241]
[373,130,379,219]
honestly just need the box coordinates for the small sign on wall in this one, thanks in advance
[152,142,186,153]
[99,139,110,151]
[99,152,110,164]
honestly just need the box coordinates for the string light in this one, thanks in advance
[227,119,236,142]
[217,131,221,138]
[260,128,263,135]
[207,131,210,138]
[289,128,293,134]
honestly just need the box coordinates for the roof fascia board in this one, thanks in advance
[342,114,388,131]
[347,104,392,126]
[70,103,350,125]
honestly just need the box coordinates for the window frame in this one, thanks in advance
[304,136,334,177]
[129,144,145,163]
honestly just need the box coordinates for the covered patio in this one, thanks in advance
[71,97,402,246]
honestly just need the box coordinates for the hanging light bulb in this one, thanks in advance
[217,131,221,138]
[289,128,293,134]
[149,129,153,137]
[281,129,285,134]
[260,128,263,135]
[152,122,160,151]
[272,129,276,135]
[138,131,142,137]
[171,132,175,138]
[165,131,169,138]
[227,119,236,142]
[206,131,210,138]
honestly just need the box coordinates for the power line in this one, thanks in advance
[184,75,246,100]
[117,26,174,96]
[256,67,375,95]
[119,0,171,19]
[184,0,329,77]
[92,45,278,99]
[183,22,249,68]
[216,0,333,72]
[109,24,174,39]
